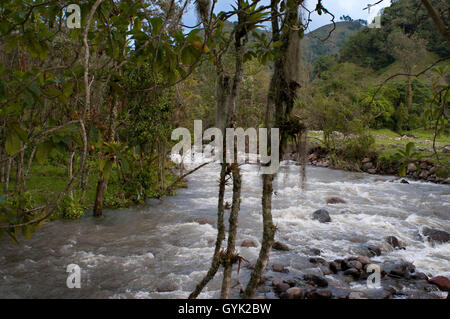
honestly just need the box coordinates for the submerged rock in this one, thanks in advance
[272,241,290,251]
[343,268,361,279]
[325,197,347,204]
[367,245,381,256]
[422,227,450,244]
[272,264,288,273]
[386,236,405,249]
[312,209,331,223]
[241,239,258,247]
[156,282,179,292]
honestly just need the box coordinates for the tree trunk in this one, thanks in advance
[93,172,107,217]
[4,157,12,193]
[220,163,241,299]
[188,161,227,299]
[92,88,118,217]
[243,0,303,298]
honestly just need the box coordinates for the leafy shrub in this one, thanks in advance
[342,131,375,162]
[58,194,84,220]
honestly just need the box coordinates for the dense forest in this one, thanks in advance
[0,0,449,301]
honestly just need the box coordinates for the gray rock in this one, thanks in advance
[273,282,290,293]
[241,239,258,247]
[282,287,305,299]
[407,163,417,172]
[329,261,341,273]
[272,264,288,273]
[356,256,371,265]
[348,291,368,299]
[343,268,361,279]
[303,274,328,288]
[309,257,327,265]
[386,236,404,249]
[367,245,381,256]
[312,209,331,223]
[307,289,332,299]
[156,282,179,292]
[325,197,347,204]
[272,241,290,251]
[422,227,450,244]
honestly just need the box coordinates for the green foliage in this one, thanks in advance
[57,194,84,220]
[391,142,422,176]
[341,124,375,162]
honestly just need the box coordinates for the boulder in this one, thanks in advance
[362,162,373,170]
[194,217,213,225]
[385,236,405,249]
[367,168,377,174]
[307,289,332,299]
[325,197,347,204]
[312,209,331,223]
[356,256,371,265]
[303,274,328,288]
[411,272,428,281]
[309,257,327,265]
[156,282,179,292]
[419,170,429,178]
[422,227,450,244]
[273,282,290,293]
[329,261,341,274]
[407,163,417,173]
[342,260,363,271]
[272,241,290,251]
[309,248,321,256]
[241,239,258,247]
[362,157,372,163]
[367,245,381,256]
[428,276,450,291]
[400,179,409,184]
[348,291,368,299]
[283,287,305,299]
[272,264,288,273]
[343,268,361,279]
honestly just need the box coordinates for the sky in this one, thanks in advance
[182,0,391,33]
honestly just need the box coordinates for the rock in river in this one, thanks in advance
[303,274,328,288]
[428,276,450,291]
[272,241,290,251]
[241,239,258,247]
[386,236,405,249]
[325,197,346,204]
[312,209,331,223]
[422,227,450,244]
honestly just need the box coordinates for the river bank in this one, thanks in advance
[282,129,450,184]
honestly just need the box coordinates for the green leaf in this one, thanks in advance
[5,129,21,155]
[150,17,163,34]
[36,140,53,164]
[100,158,113,180]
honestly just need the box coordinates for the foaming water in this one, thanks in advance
[0,163,448,298]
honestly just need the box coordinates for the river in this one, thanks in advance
[0,162,449,298]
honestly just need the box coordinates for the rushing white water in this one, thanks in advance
[0,162,449,298]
